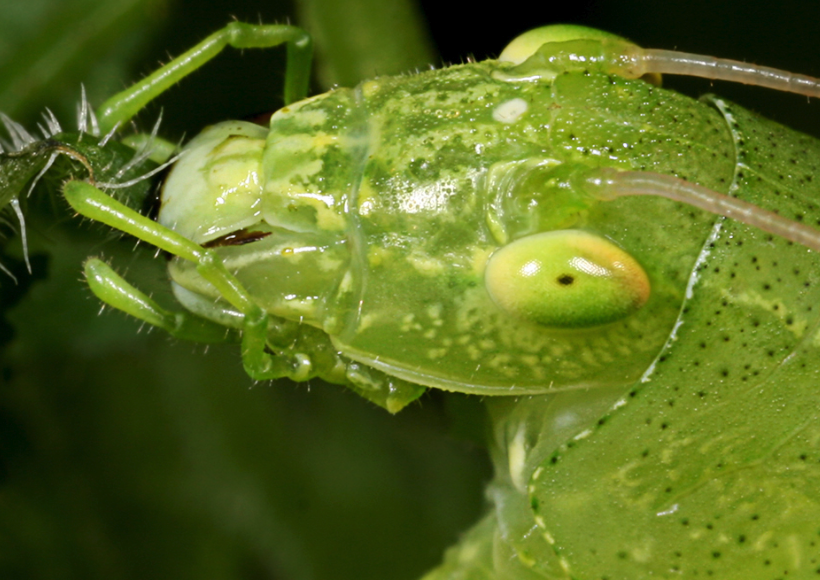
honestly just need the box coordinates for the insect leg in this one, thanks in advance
[64,180,312,381]
[95,22,313,134]
[84,258,236,343]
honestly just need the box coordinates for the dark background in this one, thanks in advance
[137,0,820,137]
[2,1,819,579]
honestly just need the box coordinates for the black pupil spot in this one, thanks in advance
[557,274,575,286]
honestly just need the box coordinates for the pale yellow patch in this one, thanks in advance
[427,347,448,359]
[296,108,329,127]
[280,295,319,318]
[360,79,382,99]
[357,313,376,332]
[471,245,495,276]
[407,251,445,276]
[367,246,393,268]
[508,424,528,492]
[726,289,807,339]
[492,98,528,123]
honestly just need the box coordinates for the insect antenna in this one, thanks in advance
[586,168,820,253]
[587,40,820,98]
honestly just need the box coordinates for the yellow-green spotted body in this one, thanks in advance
[154,32,820,577]
[162,56,740,394]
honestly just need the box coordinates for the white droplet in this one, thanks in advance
[493,98,528,123]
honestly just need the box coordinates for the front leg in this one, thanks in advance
[65,180,312,382]
[95,22,313,134]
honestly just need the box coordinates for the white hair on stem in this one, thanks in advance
[0,89,172,283]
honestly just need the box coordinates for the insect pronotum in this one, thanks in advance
[2,21,820,579]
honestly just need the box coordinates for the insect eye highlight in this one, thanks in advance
[484,230,650,328]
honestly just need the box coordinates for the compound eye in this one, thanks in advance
[484,230,650,329]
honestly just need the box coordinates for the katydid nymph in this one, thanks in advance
[2,22,820,579]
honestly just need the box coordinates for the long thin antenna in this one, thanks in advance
[585,168,820,253]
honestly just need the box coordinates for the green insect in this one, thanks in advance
[3,19,820,580]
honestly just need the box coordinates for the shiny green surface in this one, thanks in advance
[164,59,730,394]
[151,25,820,575]
[530,99,820,579]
